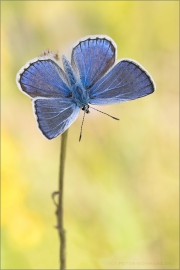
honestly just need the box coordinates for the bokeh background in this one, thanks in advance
[1,1,179,269]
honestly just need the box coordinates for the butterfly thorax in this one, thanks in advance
[72,84,90,113]
[62,55,90,112]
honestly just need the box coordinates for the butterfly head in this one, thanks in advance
[82,104,90,114]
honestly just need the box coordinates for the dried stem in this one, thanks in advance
[58,129,68,269]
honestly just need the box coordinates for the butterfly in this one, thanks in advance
[16,35,155,140]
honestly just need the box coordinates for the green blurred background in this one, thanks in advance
[1,1,179,269]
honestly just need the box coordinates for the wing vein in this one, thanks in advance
[41,105,73,120]
[21,72,68,92]
[91,40,111,84]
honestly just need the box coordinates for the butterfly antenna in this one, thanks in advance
[89,106,120,120]
[79,110,86,142]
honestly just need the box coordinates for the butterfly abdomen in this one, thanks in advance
[62,55,77,87]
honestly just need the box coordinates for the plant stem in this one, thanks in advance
[58,129,68,270]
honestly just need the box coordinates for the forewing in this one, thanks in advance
[33,98,80,139]
[71,36,116,89]
[89,59,155,105]
[16,56,71,98]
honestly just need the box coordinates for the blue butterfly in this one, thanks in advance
[16,35,155,140]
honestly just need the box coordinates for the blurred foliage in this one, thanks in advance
[1,1,179,269]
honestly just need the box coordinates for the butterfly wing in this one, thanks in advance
[33,98,80,139]
[16,56,79,139]
[89,59,155,105]
[16,56,71,98]
[71,36,116,89]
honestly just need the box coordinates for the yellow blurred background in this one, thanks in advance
[1,1,179,269]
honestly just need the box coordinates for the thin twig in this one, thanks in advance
[57,129,68,269]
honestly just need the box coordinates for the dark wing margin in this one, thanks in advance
[33,98,80,139]
[71,35,116,89]
[16,56,71,99]
[89,59,155,105]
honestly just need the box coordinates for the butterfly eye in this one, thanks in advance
[67,93,72,98]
